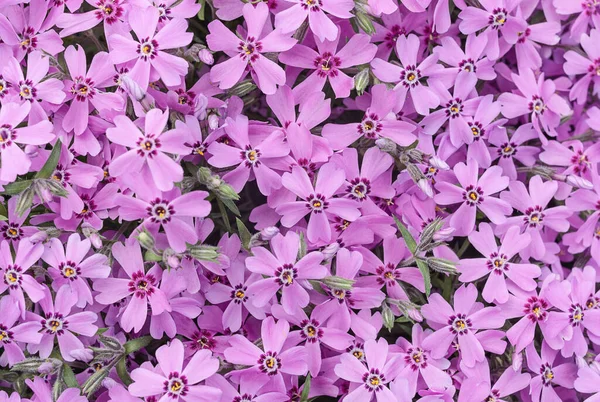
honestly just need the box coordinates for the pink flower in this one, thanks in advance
[56,0,128,37]
[421,284,504,367]
[0,296,43,365]
[207,3,296,94]
[277,163,361,243]
[207,115,289,195]
[93,239,171,333]
[280,33,377,102]
[129,338,221,402]
[525,341,577,402]
[274,0,354,41]
[107,108,190,191]
[458,223,541,304]
[109,6,192,89]
[246,231,326,314]
[0,102,54,182]
[488,123,539,180]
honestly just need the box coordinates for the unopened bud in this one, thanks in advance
[121,75,145,102]
[70,348,93,362]
[426,257,457,274]
[381,303,395,331]
[24,145,39,158]
[208,114,220,130]
[566,175,594,190]
[354,69,370,95]
[15,188,34,216]
[44,179,69,198]
[322,275,354,290]
[433,227,455,242]
[166,253,180,269]
[512,350,523,371]
[199,49,214,65]
[136,229,155,251]
[429,156,449,170]
[29,231,48,244]
[417,179,434,198]
[90,233,103,249]
[103,377,117,389]
[188,244,220,262]
[354,11,376,35]
[38,362,55,374]
[229,80,257,97]
[260,226,280,241]
[184,43,204,63]
[322,242,340,261]
[194,94,208,120]
[375,138,398,156]
[407,163,425,182]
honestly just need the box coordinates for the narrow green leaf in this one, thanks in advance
[95,328,109,336]
[298,232,307,259]
[0,215,7,221]
[0,203,7,218]
[300,374,311,402]
[144,250,162,262]
[62,364,78,388]
[221,197,241,216]
[236,218,252,249]
[124,336,152,354]
[1,180,32,196]
[116,357,132,386]
[416,258,431,297]
[35,139,62,179]
[197,0,206,20]
[216,198,231,232]
[393,217,417,254]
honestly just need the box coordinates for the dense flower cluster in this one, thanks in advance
[1,0,600,401]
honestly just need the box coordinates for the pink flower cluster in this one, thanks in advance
[1,0,600,401]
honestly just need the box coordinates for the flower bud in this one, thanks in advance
[322,275,354,290]
[426,257,458,274]
[121,75,145,102]
[136,229,156,251]
[433,227,455,242]
[199,49,214,65]
[24,145,39,158]
[103,377,117,389]
[188,244,220,262]
[512,350,523,371]
[29,231,48,244]
[354,68,370,95]
[260,226,280,241]
[381,303,395,331]
[208,113,220,130]
[375,138,398,156]
[417,178,434,198]
[90,233,103,249]
[229,80,257,97]
[38,362,55,374]
[15,188,34,216]
[322,242,340,261]
[70,348,93,362]
[44,179,69,198]
[194,94,208,120]
[354,11,376,35]
[566,175,594,190]
[167,254,180,269]
[429,156,449,170]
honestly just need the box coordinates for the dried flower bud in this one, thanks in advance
[375,138,398,156]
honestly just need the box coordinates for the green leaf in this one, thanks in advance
[300,374,311,402]
[124,336,152,354]
[416,258,431,297]
[95,328,109,336]
[216,198,231,232]
[116,357,132,386]
[62,364,79,388]
[394,217,417,254]
[1,180,32,196]
[81,366,110,396]
[35,139,62,179]
[144,250,162,262]
[221,197,241,216]
[236,218,252,249]
[0,215,7,221]
[298,232,307,259]
[197,0,206,20]
[0,203,7,218]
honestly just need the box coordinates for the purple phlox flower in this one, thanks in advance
[543,268,600,357]
[311,248,386,340]
[0,101,54,182]
[117,188,210,252]
[434,159,512,236]
[224,316,308,380]
[129,338,222,402]
[281,121,332,178]
[458,366,531,402]
[93,239,171,333]
[53,183,119,231]
[148,269,203,339]
[206,373,289,402]
[499,176,572,261]
[358,235,425,300]
[43,233,110,308]
[266,85,331,133]
[46,147,104,220]
[392,324,452,398]
[322,84,416,150]
[554,0,600,38]
[421,284,504,367]
[574,363,600,401]
[277,163,361,243]
[179,305,231,356]
[109,6,192,89]
[207,3,296,94]
[512,9,560,73]
[134,0,201,23]
[0,238,45,318]
[458,0,526,60]
[272,302,355,376]
[107,107,191,192]
[166,74,225,116]
[0,296,43,366]
[488,123,539,180]
[207,115,290,195]
[371,33,442,115]
[245,231,326,314]
[459,223,541,304]
[0,197,37,245]
[62,45,124,135]
[498,69,571,142]
[334,338,402,402]
[526,341,578,402]
[280,33,377,102]
[274,0,353,42]
[0,0,64,60]
[26,377,88,402]
[564,29,600,104]
[205,253,267,332]
[462,94,505,168]
[420,74,479,147]
[27,285,98,362]
[56,0,129,37]
[2,52,65,123]
[565,171,600,264]
[434,33,497,83]
[371,10,427,60]
[539,140,600,181]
